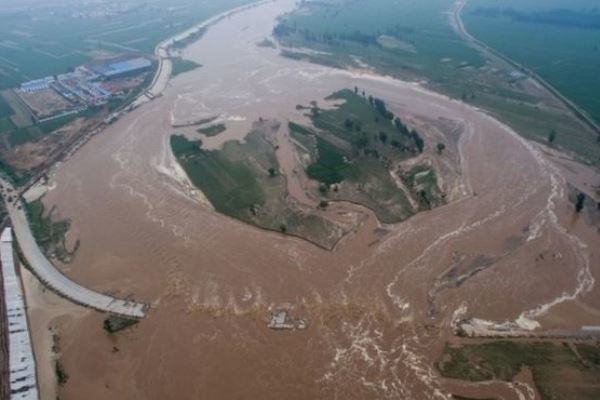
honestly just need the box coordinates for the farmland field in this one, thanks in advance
[273,0,600,165]
[275,0,485,82]
[439,341,600,400]
[464,0,600,124]
[0,0,252,90]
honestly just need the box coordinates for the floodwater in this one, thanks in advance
[39,1,600,399]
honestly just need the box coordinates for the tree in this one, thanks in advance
[436,143,446,154]
[575,192,585,213]
[548,129,557,144]
[355,132,369,148]
[379,131,388,144]
[319,200,329,208]
[415,136,424,153]
[279,224,287,233]
[268,167,276,177]
[394,117,408,134]
[411,130,424,153]
[354,86,359,94]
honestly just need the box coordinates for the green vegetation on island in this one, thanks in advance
[171,122,347,249]
[170,57,202,77]
[171,90,446,247]
[403,164,445,210]
[103,315,139,334]
[55,360,69,386]
[291,89,444,222]
[25,199,78,263]
[197,123,226,137]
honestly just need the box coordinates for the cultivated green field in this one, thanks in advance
[439,341,600,399]
[274,0,600,165]
[464,0,600,124]
[275,0,484,82]
[171,123,348,249]
[0,0,251,89]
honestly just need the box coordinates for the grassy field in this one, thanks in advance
[291,89,444,222]
[464,0,600,124]
[170,57,202,77]
[171,134,266,219]
[275,0,484,82]
[171,125,347,249]
[439,341,600,400]
[0,0,251,90]
[273,0,600,165]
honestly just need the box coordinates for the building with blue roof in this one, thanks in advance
[89,57,152,80]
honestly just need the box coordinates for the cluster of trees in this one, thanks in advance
[364,94,425,153]
[391,111,424,153]
[368,96,394,120]
[274,21,390,48]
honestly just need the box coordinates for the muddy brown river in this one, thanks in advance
[36,1,599,399]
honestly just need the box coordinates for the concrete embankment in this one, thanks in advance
[8,203,147,318]
[1,177,146,318]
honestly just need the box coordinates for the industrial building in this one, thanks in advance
[87,57,152,80]
[14,55,153,122]
[20,77,55,93]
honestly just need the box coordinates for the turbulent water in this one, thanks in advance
[40,1,599,399]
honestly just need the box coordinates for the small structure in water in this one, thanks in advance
[268,310,308,331]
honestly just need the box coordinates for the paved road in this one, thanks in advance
[0,178,146,318]
[451,0,600,137]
